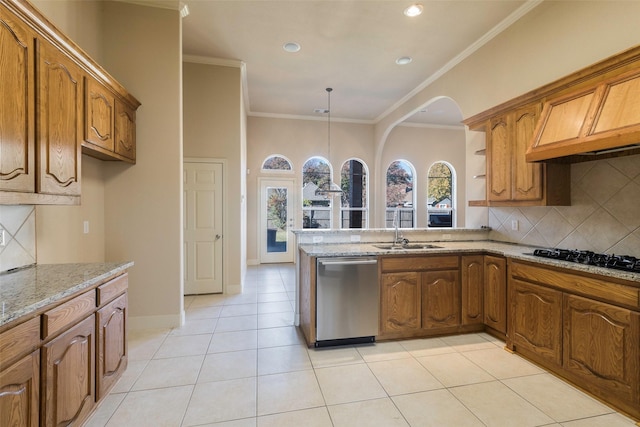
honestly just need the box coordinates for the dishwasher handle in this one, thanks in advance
[318,258,378,266]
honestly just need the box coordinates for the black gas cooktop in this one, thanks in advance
[531,248,640,273]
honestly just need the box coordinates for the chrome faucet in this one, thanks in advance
[393,207,408,246]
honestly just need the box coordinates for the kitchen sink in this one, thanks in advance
[373,243,442,250]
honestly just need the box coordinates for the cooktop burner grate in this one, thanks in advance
[532,248,640,273]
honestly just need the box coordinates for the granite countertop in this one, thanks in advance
[299,240,640,284]
[0,262,133,328]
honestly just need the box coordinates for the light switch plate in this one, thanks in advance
[0,229,5,246]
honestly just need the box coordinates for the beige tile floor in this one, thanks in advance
[85,264,638,427]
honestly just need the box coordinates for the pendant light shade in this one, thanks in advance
[316,87,343,198]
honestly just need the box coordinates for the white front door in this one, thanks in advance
[184,161,223,294]
[260,178,295,263]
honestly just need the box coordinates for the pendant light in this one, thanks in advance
[315,87,343,198]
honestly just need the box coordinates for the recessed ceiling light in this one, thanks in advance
[283,42,301,53]
[404,4,423,17]
[396,56,413,65]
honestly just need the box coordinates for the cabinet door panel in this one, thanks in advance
[461,256,484,325]
[487,116,511,201]
[0,5,35,193]
[42,315,95,427]
[563,294,639,403]
[381,272,421,333]
[510,278,562,365]
[115,100,136,161]
[97,293,127,399]
[484,256,507,333]
[513,105,542,201]
[422,270,460,329]
[85,78,114,151]
[0,351,39,427]
[37,40,82,196]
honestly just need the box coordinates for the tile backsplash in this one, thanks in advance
[489,154,640,257]
[0,205,36,272]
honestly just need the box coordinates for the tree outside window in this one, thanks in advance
[427,162,454,227]
[386,160,414,228]
[302,157,331,229]
[262,155,292,171]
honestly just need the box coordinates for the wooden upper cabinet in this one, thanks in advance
[485,103,570,206]
[513,106,542,201]
[1,0,140,204]
[528,68,640,161]
[115,100,136,162]
[36,39,82,196]
[85,78,115,152]
[82,78,137,164]
[0,4,35,193]
[487,115,511,202]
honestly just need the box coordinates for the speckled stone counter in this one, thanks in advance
[0,262,133,328]
[299,240,640,284]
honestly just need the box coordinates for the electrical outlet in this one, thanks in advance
[511,220,519,231]
[0,229,5,246]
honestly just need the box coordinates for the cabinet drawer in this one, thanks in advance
[381,255,458,272]
[510,261,639,309]
[97,273,128,306]
[0,317,40,370]
[42,291,96,339]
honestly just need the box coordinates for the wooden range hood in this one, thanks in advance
[526,67,640,163]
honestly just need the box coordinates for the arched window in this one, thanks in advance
[427,161,455,228]
[302,157,332,229]
[386,160,415,228]
[261,155,292,171]
[340,159,368,229]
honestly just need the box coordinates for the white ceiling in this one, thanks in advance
[146,0,538,125]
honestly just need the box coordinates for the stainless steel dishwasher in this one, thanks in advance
[316,257,379,347]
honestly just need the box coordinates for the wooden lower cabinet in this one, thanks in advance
[381,272,421,335]
[563,294,640,414]
[461,255,484,325]
[484,255,507,334]
[508,260,640,420]
[379,255,462,339]
[0,350,39,427]
[509,278,562,366]
[422,270,460,329]
[41,315,95,427]
[96,293,128,399]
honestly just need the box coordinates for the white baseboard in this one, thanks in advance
[247,258,259,266]
[226,282,242,295]
[128,313,182,330]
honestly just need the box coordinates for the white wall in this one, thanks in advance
[246,116,375,263]
[183,61,245,292]
[101,2,183,328]
[382,125,466,228]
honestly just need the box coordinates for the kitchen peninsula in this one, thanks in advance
[295,230,640,420]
